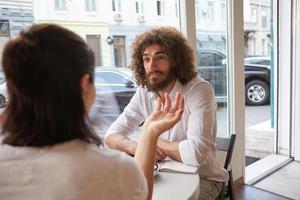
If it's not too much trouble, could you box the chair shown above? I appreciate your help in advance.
[217,134,236,200]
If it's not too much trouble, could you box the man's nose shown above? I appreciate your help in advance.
[148,57,157,69]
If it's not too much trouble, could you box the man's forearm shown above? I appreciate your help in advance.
[157,139,182,162]
[105,134,137,155]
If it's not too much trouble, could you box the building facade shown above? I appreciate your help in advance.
[33,0,111,66]
[244,0,271,56]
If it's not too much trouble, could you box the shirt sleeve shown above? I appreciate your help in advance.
[105,88,146,139]
[118,153,148,200]
[179,81,217,166]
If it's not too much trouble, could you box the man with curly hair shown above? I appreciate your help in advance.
[105,27,228,200]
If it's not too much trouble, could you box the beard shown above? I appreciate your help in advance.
[146,69,175,92]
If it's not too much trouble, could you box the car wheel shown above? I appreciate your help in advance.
[0,94,6,108]
[245,80,269,106]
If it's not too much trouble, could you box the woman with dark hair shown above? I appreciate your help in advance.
[0,24,184,200]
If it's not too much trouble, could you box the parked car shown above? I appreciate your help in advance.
[244,57,270,106]
[94,67,136,112]
[197,49,227,102]
[197,49,271,106]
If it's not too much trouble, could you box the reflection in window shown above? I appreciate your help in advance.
[54,0,66,10]
[85,0,96,11]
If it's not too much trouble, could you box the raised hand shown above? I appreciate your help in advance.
[143,92,184,138]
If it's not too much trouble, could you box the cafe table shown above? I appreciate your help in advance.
[129,131,200,200]
[152,171,199,200]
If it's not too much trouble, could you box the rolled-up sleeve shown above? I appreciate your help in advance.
[105,88,146,139]
[179,81,217,167]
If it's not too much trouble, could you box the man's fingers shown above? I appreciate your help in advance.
[155,153,163,161]
[171,92,179,112]
[178,95,184,110]
[157,147,167,158]
[156,97,163,111]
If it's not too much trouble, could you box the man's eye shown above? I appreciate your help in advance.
[156,54,167,60]
[143,57,150,62]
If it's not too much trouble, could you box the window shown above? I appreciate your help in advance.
[112,0,121,12]
[261,38,265,55]
[113,36,126,67]
[0,20,9,35]
[196,0,229,137]
[251,7,257,23]
[54,0,66,10]
[244,58,270,65]
[157,0,165,16]
[221,3,226,23]
[207,1,214,21]
[252,38,256,54]
[135,0,144,15]
[85,0,96,11]
[196,0,200,22]
[112,0,116,11]
[175,0,179,18]
[261,9,267,27]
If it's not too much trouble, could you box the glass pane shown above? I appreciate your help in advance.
[195,0,229,138]
[244,0,273,167]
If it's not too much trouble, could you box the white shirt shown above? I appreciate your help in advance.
[0,140,147,200]
[106,76,228,182]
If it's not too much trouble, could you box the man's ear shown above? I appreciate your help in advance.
[80,74,90,95]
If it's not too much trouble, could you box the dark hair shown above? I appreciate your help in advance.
[1,24,101,147]
[131,27,197,87]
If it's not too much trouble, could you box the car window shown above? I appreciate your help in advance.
[198,51,224,66]
[245,58,270,65]
[95,72,124,84]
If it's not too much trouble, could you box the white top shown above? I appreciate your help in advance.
[106,76,228,182]
[0,139,147,200]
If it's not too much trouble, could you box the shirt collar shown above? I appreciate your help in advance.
[149,79,183,100]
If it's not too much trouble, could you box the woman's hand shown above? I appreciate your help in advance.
[143,92,184,138]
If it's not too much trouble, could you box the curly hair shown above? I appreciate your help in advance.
[131,27,197,87]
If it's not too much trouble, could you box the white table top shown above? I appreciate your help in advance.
[153,171,200,200]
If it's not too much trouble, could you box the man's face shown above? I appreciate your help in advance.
[142,44,175,91]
